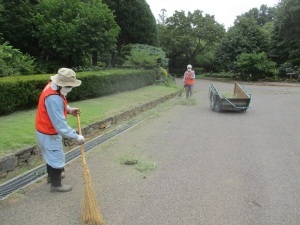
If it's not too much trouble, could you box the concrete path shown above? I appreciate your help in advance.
[1,79,300,225]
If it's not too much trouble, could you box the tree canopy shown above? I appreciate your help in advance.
[235,4,276,26]
[103,0,157,46]
[0,0,38,56]
[0,0,300,79]
[158,10,225,69]
[215,17,269,71]
[32,0,120,69]
[271,0,300,65]
[102,0,158,66]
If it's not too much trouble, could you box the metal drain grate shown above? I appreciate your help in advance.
[0,117,141,200]
[0,97,178,200]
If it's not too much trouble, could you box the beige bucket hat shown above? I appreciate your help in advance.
[51,68,82,87]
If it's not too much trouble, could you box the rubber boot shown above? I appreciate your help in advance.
[47,164,51,183]
[47,165,65,183]
[50,167,72,192]
[61,167,65,179]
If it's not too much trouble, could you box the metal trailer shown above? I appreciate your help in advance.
[209,82,252,112]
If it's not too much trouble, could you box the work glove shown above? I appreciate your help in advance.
[76,135,85,145]
[69,108,81,117]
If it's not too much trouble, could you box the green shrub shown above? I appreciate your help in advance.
[236,52,277,81]
[160,67,168,77]
[0,42,36,77]
[123,44,169,68]
[193,67,205,74]
[0,69,156,115]
[203,71,237,79]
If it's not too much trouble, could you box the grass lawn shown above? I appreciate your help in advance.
[0,85,179,157]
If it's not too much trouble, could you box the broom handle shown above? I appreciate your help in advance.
[76,112,87,164]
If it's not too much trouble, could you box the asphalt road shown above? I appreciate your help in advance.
[1,79,300,225]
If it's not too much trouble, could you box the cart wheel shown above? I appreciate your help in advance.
[214,100,221,112]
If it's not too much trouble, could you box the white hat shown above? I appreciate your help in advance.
[51,68,81,87]
[187,64,192,69]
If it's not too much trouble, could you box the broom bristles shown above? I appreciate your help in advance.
[77,113,105,225]
[81,153,105,225]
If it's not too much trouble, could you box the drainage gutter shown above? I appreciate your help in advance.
[0,96,179,200]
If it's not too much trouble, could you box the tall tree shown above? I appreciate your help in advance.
[215,17,269,71]
[102,0,158,66]
[0,0,39,56]
[236,4,277,26]
[158,8,168,25]
[32,0,120,69]
[158,10,225,70]
[270,0,300,65]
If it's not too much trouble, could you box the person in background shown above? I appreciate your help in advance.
[35,68,85,192]
[183,64,195,99]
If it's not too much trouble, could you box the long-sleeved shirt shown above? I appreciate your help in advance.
[45,94,78,139]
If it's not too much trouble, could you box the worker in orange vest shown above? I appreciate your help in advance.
[35,68,85,192]
[183,64,195,99]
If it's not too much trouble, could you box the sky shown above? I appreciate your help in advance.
[146,0,280,29]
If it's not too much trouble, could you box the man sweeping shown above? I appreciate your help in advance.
[183,64,196,99]
[35,68,85,192]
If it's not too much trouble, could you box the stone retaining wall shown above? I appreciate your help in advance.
[0,92,178,179]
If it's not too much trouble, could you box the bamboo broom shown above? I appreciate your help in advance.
[76,113,105,225]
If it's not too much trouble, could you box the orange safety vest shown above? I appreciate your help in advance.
[35,82,67,135]
[184,71,195,85]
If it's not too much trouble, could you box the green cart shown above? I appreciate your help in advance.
[209,83,252,112]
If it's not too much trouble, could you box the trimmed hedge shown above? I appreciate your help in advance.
[0,69,156,115]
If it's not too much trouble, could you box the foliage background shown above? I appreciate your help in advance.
[0,0,299,79]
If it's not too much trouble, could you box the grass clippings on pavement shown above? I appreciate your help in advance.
[120,153,156,172]
[177,97,197,106]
